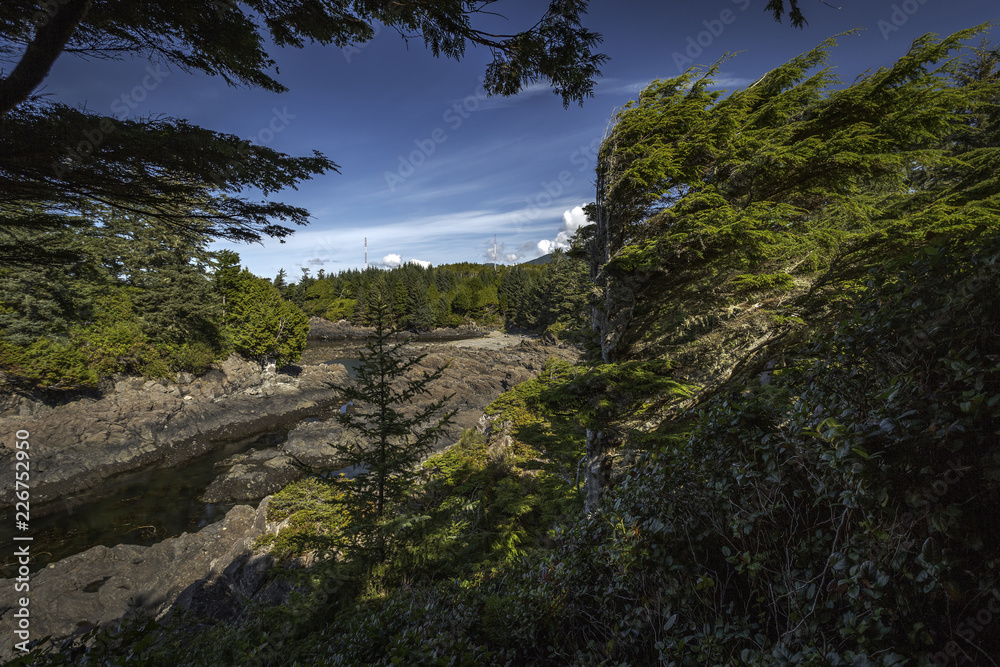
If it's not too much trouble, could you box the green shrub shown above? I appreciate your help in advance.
[81,321,170,378]
[227,270,309,365]
[166,341,218,375]
[0,336,97,389]
[323,297,356,322]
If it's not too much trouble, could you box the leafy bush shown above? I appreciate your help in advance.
[227,269,309,365]
[0,336,97,389]
[80,321,171,378]
[165,341,219,375]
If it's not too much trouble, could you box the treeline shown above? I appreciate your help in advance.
[277,251,590,337]
[0,210,306,391]
[0,209,592,392]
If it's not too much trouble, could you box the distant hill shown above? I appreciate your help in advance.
[521,254,552,266]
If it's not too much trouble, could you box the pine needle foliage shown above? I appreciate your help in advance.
[331,293,456,560]
[590,25,1000,369]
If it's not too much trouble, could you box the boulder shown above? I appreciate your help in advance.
[200,450,305,503]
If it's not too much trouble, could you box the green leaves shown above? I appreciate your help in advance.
[330,293,455,561]
[226,269,308,366]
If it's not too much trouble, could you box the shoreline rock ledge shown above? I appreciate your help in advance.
[0,355,350,513]
[0,497,294,661]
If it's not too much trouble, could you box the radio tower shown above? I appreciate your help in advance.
[494,234,498,271]
[364,237,368,270]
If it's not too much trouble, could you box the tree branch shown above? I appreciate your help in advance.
[0,0,93,116]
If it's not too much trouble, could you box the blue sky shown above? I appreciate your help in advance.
[39,1,998,280]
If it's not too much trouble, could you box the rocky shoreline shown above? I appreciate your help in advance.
[0,333,579,657]
[0,498,295,661]
[0,355,350,515]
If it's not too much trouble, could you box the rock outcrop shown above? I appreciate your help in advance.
[0,498,292,661]
[0,356,349,513]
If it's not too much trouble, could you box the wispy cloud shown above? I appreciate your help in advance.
[598,73,755,101]
[597,78,655,98]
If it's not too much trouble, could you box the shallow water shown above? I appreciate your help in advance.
[0,428,287,577]
[0,337,469,575]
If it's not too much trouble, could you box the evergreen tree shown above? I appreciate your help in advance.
[273,268,288,291]
[583,26,1000,510]
[406,282,436,331]
[213,249,242,322]
[0,257,91,346]
[332,295,455,559]
[535,250,590,338]
[391,277,409,325]
[226,269,309,365]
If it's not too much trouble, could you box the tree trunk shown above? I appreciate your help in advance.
[584,157,630,512]
[584,428,613,514]
[1,0,93,115]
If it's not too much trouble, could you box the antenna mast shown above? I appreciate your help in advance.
[494,234,498,271]
[364,237,368,270]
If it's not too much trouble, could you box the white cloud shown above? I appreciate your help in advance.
[408,259,432,268]
[379,253,403,268]
[537,239,559,255]
[534,204,593,256]
[562,205,590,233]
[597,78,655,97]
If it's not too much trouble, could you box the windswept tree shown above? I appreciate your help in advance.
[584,26,1000,509]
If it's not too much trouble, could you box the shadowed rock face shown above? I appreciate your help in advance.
[0,355,350,514]
[0,499,295,661]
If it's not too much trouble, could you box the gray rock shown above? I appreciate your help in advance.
[0,360,350,513]
[0,499,286,661]
[282,419,348,469]
[200,450,304,503]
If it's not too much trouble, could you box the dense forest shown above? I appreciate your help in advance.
[0,227,590,392]
[0,219,308,390]
[18,26,1000,666]
[282,252,589,335]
